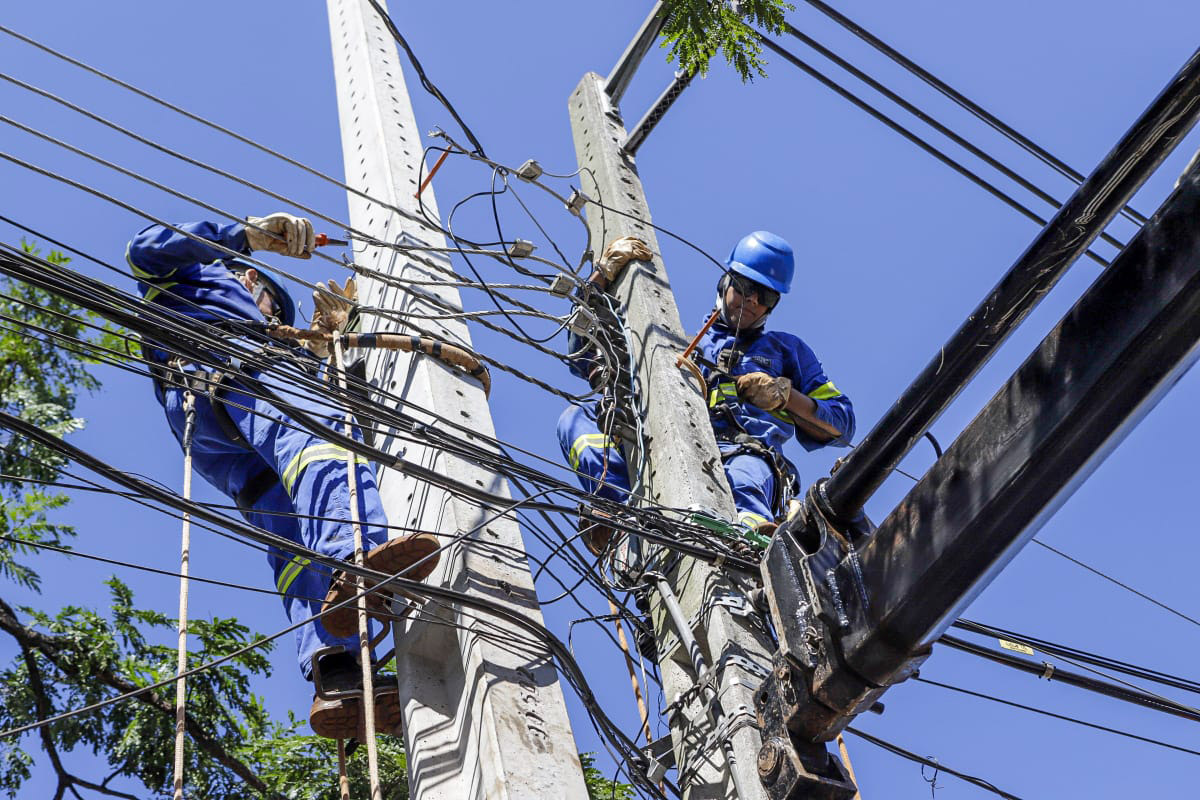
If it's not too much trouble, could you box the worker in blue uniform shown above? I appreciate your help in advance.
[127,213,440,739]
[558,231,854,552]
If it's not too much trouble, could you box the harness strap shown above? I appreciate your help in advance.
[206,370,255,452]
[235,466,280,510]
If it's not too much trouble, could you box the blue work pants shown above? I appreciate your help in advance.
[160,364,389,678]
[556,405,776,529]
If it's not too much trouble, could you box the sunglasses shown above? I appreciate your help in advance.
[728,273,780,309]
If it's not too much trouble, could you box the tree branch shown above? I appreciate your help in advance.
[0,595,281,799]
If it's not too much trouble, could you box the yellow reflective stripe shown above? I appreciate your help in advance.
[281,444,368,495]
[807,381,842,401]
[767,407,795,424]
[738,511,770,529]
[143,282,178,303]
[125,242,178,282]
[276,555,312,594]
[708,381,738,408]
[568,432,617,470]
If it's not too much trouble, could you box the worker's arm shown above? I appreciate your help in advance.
[126,220,248,281]
[782,333,856,449]
[784,388,844,443]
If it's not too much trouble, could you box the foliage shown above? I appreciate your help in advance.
[0,580,278,798]
[660,0,793,81]
[582,751,635,800]
[242,722,409,800]
[0,242,124,490]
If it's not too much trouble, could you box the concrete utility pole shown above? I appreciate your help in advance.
[569,71,774,800]
[326,1,587,796]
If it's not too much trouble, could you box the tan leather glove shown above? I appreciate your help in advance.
[596,236,652,281]
[312,277,357,335]
[245,212,315,258]
[735,372,792,412]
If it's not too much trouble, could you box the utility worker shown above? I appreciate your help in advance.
[127,213,439,740]
[557,231,854,552]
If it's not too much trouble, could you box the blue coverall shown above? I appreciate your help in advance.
[127,220,389,677]
[558,316,854,529]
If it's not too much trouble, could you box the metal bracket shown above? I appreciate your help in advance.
[643,734,676,784]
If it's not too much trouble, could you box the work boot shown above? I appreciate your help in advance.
[580,509,617,557]
[309,654,405,739]
[321,534,441,638]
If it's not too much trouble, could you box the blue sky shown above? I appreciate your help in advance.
[3,1,1200,796]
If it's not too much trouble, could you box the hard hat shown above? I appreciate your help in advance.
[725,231,794,295]
[231,261,296,327]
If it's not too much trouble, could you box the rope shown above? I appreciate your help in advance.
[608,599,653,748]
[171,390,196,800]
[333,335,383,799]
[337,738,351,800]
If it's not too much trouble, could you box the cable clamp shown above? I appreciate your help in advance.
[567,306,598,337]
[516,159,543,180]
[1040,662,1056,680]
[549,274,574,297]
[507,239,536,258]
[566,189,587,216]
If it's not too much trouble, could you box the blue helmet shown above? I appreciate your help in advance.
[725,231,794,295]
[231,261,297,327]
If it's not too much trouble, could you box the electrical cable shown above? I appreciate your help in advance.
[1030,538,1200,629]
[845,727,1024,799]
[915,676,1200,757]
[799,0,1150,228]
[756,33,1115,268]
[953,619,1200,697]
[0,23,449,239]
[363,0,487,158]
[778,22,1129,255]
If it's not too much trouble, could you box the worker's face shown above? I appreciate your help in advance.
[238,268,281,318]
[722,277,773,330]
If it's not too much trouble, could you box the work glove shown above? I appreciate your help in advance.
[312,277,357,335]
[305,277,357,360]
[244,212,316,258]
[735,372,792,412]
[596,236,652,282]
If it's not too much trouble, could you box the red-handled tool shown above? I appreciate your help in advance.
[315,233,348,247]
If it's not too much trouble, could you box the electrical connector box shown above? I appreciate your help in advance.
[567,306,597,337]
[549,274,574,297]
[565,189,586,216]
[516,159,543,180]
[507,239,536,258]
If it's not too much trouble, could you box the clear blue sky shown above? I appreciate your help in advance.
[3,1,1200,796]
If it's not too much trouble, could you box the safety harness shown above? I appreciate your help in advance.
[145,333,317,513]
[704,339,800,520]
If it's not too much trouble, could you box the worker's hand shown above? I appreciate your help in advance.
[302,334,332,360]
[596,236,652,282]
[312,277,357,335]
[736,372,792,412]
[245,212,316,258]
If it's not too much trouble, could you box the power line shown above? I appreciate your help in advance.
[1030,538,1200,629]
[757,33,1116,267]
[798,0,1150,228]
[915,676,1200,758]
[845,727,1024,799]
[0,23,449,239]
[363,0,487,157]
[777,22,1129,255]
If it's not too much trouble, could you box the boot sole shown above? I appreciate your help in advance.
[320,535,440,638]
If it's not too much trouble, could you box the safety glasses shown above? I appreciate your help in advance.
[729,272,780,309]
